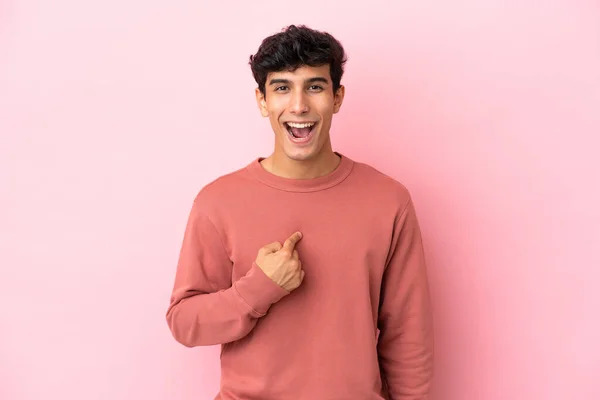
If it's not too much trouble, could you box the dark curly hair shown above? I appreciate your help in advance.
[249,25,348,96]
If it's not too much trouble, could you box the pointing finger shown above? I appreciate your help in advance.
[283,232,302,252]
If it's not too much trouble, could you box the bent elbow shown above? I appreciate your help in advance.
[165,306,200,348]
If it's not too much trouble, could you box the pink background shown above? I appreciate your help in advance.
[1,1,599,399]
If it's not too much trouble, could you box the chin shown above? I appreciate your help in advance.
[284,149,317,162]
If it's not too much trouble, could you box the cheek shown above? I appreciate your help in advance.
[318,106,334,124]
[266,108,277,121]
[316,100,334,116]
[268,113,284,132]
[267,104,284,120]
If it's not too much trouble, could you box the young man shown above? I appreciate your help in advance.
[166,25,434,400]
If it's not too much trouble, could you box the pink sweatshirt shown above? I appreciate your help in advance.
[166,153,434,399]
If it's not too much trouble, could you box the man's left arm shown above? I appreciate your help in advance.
[377,196,434,399]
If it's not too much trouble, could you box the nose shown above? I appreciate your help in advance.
[289,91,309,115]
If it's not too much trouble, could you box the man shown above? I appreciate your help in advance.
[166,25,434,400]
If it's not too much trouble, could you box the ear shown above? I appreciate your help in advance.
[333,85,345,114]
[255,88,269,117]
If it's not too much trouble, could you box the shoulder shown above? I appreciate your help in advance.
[350,159,413,210]
[191,161,254,212]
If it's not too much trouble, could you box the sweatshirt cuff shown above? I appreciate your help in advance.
[233,262,290,317]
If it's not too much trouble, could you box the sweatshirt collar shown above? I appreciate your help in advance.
[246,152,354,193]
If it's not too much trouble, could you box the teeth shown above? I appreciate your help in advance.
[287,122,315,128]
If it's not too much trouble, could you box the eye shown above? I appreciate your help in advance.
[275,86,289,92]
[308,85,324,91]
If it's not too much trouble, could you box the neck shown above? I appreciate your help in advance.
[261,150,341,180]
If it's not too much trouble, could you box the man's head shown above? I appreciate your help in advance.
[249,25,347,163]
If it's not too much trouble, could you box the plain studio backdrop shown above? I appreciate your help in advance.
[1,1,599,399]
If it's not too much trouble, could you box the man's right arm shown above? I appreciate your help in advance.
[165,199,290,347]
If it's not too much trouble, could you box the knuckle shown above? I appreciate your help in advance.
[280,249,291,258]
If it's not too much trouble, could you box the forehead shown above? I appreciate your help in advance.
[267,64,331,82]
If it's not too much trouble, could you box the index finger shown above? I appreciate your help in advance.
[282,231,302,251]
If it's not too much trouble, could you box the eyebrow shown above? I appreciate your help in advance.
[268,77,330,86]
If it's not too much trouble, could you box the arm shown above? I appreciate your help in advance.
[166,199,289,347]
[377,197,434,399]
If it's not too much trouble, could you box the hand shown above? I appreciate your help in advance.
[255,232,305,292]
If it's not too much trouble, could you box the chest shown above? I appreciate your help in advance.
[222,194,396,291]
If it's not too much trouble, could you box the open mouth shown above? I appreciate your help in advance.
[284,121,317,142]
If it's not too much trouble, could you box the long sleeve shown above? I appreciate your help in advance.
[377,197,434,399]
[166,199,289,347]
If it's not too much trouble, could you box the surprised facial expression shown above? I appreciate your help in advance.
[256,64,345,162]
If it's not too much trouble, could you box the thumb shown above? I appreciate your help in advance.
[263,241,283,254]
[283,231,302,252]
